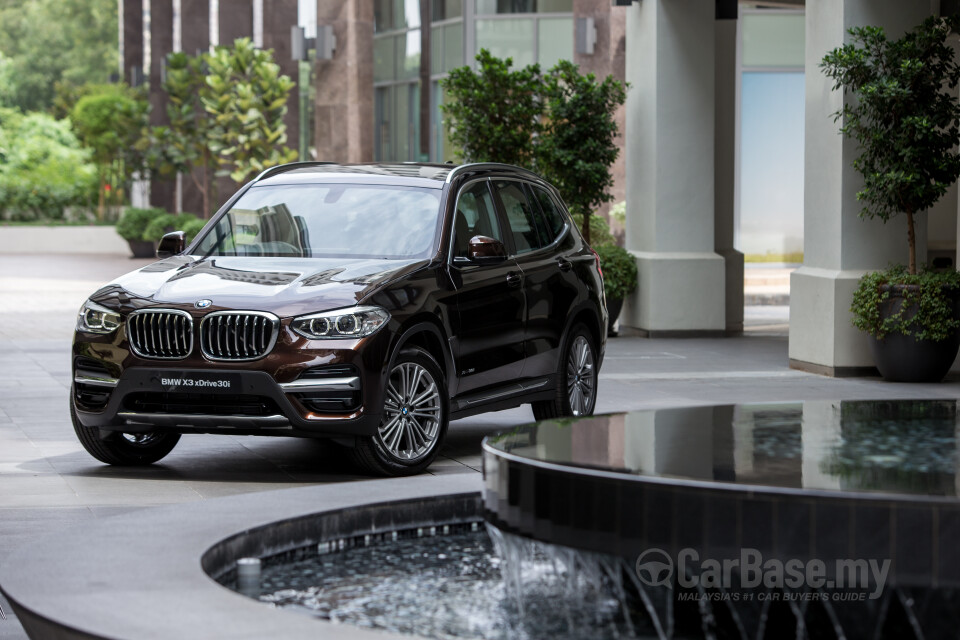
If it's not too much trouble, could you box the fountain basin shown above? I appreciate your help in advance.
[482,400,960,589]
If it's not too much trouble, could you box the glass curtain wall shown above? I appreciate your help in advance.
[374,0,574,162]
[737,10,805,262]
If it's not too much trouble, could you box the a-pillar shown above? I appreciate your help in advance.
[620,0,727,336]
[788,0,930,376]
[314,0,374,163]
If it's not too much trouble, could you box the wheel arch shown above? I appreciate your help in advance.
[390,316,455,391]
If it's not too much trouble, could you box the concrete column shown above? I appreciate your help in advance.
[715,5,743,334]
[314,0,374,163]
[220,0,253,46]
[620,0,726,336]
[262,0,300,158]
[149,0,176,212]
[788,0,931,376]
[121,0,144,86]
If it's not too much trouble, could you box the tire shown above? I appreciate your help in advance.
[70,389,180,466]
[532,323,598,421]
[352,347,449,477]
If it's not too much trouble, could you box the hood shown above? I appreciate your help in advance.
[94,256,428,317]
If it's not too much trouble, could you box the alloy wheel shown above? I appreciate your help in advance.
[379,362,442,461]
[567,335,595,416]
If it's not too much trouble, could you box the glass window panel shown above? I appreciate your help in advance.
[742,13,804,69]
[395,83,410,161]
[443,22,463,71]
[431,26,443,75]
[537,17,572,69]
[395,0,420,29]
[476,0,534,13]
[375,86,392,161]
[453,182,502,258]
[374,36,396,82]
[432,0,462,21]
[402,29,421,79]
[494,180,542,254]
[531,185,566,238]
[537,0,571,12]
[374,0,394,32]
[476,19,535,68]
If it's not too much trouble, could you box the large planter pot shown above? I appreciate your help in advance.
[606,297,623,336]
[868,284,960,382]
[127,240,156,259]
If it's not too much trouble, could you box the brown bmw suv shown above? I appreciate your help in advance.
[72,162,606,476]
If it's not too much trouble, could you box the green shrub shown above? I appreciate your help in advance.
[142,212,200,242]
[182,217,207,243]
[116,207,165,241]
[0,108,97,220]
[572,212,615,248]
[850,265,960,341]
[595,244,637,301]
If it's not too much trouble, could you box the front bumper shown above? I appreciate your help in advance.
[72,320,393,438]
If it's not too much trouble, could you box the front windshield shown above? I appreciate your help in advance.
[194,183,442,259]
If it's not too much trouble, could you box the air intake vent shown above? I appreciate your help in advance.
[128,310,194,360]
[200,311,279,361]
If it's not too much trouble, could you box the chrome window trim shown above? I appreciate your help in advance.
[127,309,195,361]
[199,310,280,362]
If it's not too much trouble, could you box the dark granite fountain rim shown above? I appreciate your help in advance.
[0,474,482,640]
[482,441,960,506]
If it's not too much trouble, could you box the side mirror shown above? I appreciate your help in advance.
[468,235,507,265]
[157,231,186,258]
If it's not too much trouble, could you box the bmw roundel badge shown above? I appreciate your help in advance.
[195,299,212,309]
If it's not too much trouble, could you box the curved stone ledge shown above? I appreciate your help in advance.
[1,475,481,640]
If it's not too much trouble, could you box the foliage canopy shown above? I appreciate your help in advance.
[821,16,960,275]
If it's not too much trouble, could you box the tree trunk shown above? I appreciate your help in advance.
[581,210,591,247]
[906,209,917,275]
[97,168,105,222]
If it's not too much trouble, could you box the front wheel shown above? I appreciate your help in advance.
[352,347,449,476]
[70,390,180,465]
[532,324,598,421]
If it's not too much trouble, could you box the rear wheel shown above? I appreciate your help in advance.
[70,389,180,465]
[532,323,598,421]
[352,347,449,476]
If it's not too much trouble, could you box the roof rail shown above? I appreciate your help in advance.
[252,161,338,183]
[444,162,543,184]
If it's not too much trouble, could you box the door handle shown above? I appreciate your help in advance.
[506,272,522,288]
[557,257,573,272]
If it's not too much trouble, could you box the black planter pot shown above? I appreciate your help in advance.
[868,284,960,383]
[127,240,156,259]
[607,297,623,336]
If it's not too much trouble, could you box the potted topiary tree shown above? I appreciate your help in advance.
[821,16,960,382]
[594,243,638,336]
[116,207,166,258]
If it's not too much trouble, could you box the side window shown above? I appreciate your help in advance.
[530,185,567,240]
[494,180,543,255]
[453,181,501,258]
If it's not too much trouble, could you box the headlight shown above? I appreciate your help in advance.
[77,299,122,334]
[292,306,390,340]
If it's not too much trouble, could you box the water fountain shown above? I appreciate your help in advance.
[5,399,960,639]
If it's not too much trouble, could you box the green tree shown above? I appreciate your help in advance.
[70,85,148,219]
[821,16,960,275]
[203,38,297,185]
[149,52,219,217]
[440,49,543,167]
[0,0,118,113]
[539,60,626,246]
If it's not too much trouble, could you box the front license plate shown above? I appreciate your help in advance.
[152,372,241,393]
